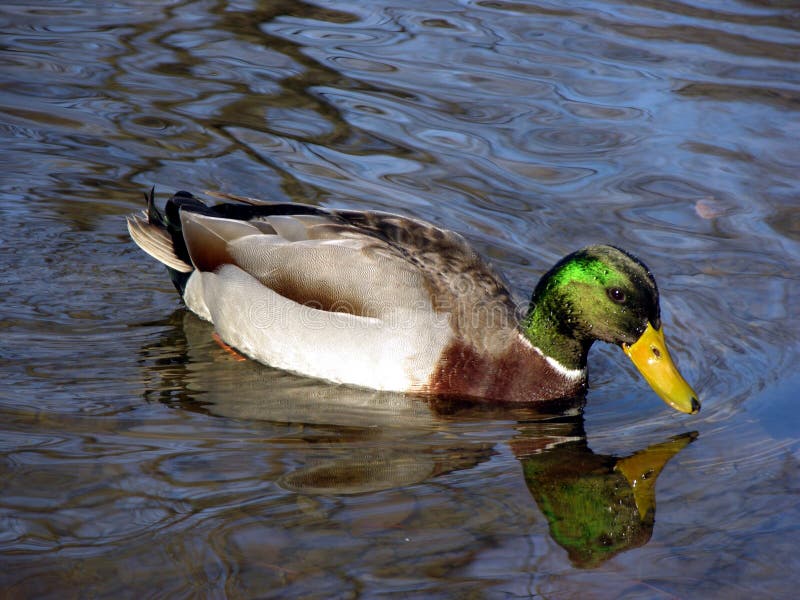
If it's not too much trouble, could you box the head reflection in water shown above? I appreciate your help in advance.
[515,428,697,568]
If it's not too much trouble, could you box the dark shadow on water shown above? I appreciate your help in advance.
[136,309,698,568]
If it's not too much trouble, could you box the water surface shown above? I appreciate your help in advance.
[1,0,799,597]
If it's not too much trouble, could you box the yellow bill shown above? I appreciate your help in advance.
[622,323,700,414]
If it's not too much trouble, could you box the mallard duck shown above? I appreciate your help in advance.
[127,189,699,413]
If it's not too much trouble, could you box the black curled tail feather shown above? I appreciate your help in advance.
[144,186,165,227]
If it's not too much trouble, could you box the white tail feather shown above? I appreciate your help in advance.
[126,214,193,273]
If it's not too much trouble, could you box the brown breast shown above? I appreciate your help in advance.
[424,334,586,404]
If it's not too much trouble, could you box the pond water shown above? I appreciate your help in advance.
[1,0,799,597]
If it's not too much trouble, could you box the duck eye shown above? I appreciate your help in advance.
[607,287,626,304]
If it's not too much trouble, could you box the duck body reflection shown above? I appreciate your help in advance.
[139,311,697,568]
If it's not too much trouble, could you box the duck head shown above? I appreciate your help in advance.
[524,245,699,414]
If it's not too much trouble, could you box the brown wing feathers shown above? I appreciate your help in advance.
[132,191,517,337]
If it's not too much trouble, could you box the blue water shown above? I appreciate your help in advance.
[1,0,798,597]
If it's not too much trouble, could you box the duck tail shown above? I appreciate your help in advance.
[127,188,207,294]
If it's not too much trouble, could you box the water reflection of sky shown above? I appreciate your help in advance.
[1,0,799,597]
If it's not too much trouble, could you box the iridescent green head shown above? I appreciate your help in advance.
[524,245,699,414]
